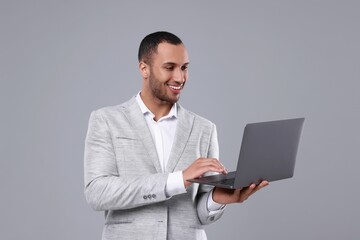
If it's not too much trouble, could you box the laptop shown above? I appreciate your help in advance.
[188,118,305,189]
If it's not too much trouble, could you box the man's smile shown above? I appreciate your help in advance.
[167,83,184,91]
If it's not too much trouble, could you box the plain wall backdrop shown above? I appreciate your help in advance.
[1,1,359,239]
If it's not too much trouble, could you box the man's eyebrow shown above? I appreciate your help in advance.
[162,62,190,66]
[162,62,176,66]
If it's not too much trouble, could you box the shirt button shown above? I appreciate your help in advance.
[210,216,215,221]
[152,194,156,199]
[143,195,147,200]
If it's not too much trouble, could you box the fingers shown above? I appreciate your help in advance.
[190,158,227,177]
[219,161,228,175]
[258,180,269,189]
[237,185,254,203]
[183,158,227,187]
[196,158,228,174]
[238,181,269,203]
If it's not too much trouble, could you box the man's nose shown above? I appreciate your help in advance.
[173,67,184,83]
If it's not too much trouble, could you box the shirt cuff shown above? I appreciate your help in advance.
[207,189,226,212]
[165,171,187,197]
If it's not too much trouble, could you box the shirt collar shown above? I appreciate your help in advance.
[135,91,177,120]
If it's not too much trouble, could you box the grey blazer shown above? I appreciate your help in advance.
[84,97,225,240]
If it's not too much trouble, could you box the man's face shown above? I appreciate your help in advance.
[145,42,189,104]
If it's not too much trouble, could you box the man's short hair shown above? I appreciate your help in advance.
[138,31,183,64]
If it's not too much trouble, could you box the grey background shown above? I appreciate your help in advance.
[1,0,359,239]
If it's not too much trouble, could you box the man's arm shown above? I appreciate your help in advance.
[182,124,228,225]
[84,110,169,211]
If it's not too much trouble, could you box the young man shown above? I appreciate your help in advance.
[84,31,268,240]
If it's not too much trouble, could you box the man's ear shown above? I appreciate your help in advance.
[139,61,149,79]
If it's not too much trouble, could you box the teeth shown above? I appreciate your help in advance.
[168,84,183,90]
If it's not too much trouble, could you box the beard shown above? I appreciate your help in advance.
[148,71,182,104]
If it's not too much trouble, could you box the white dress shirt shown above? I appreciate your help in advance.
[136,92,224,212]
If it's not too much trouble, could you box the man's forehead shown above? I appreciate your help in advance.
[153,42,189,64]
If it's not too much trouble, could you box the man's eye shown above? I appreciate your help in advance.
[164,66,174,70]
[181,66,188,71]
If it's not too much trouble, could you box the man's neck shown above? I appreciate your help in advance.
[140,92,173,121]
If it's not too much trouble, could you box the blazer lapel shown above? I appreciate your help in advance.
[121,98,162,173]
[166,104,194,173]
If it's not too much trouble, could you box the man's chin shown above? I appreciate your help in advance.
[170,95,181,104]
[161,95,180,105]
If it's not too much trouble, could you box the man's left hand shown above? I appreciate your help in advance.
[212,181,269,204]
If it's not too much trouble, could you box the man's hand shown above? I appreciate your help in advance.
[182,158,227,187]
[212,181,269,204]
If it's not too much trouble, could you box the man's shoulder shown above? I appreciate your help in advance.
[178,104,215,128]
[90,97,137,119]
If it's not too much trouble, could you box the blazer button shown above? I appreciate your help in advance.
[148,194,152,199]
[143,195,147,200]
[209,216,215,221]
[152,194,156,199]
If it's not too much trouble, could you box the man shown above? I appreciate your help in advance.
[84,31,268,240]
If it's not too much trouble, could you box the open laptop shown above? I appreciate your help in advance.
[188,118,305,189]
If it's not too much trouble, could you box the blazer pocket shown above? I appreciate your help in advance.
[115,135,139,141]
[113,137,148,174]
[105,220,133,225]
[114,135,141,148]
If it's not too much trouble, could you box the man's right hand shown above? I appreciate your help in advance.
[182,158,228,187]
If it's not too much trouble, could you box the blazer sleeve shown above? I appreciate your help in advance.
[84,110,169,211]
[196,124,226,225]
